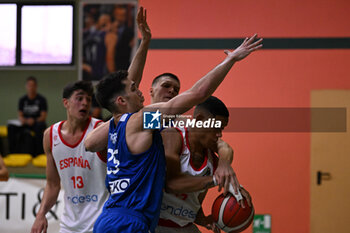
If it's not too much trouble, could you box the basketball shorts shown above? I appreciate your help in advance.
[93,208,150,233]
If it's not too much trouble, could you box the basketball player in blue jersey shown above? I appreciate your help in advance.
[91,20,262,232]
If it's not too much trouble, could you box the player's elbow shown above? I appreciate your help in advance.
[84,135,97,152]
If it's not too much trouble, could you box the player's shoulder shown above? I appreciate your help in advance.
[91,117,104,127]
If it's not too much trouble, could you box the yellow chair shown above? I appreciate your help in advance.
[0,125,7,137]
[3,153,32,167]
[32,154,47,168]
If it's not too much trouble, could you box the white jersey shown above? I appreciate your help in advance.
[159,127,218,227]
[50,117,108,233]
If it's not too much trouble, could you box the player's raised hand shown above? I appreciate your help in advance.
[137,6,151,41]
[224,34,263,62]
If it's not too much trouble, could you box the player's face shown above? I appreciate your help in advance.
[200,115,228,150]
[123,79,144,112]
[150,76,180,103]
[64,90,92,120]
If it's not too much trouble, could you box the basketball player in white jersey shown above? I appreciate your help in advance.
[30,81,108,233]
[156,96,252,233]
[31,7,151,233]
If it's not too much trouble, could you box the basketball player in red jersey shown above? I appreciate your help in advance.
[156,96,252,233]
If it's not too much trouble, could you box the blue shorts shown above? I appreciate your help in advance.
[93,207,150,233]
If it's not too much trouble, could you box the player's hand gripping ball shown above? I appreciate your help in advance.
[212,188,254,233]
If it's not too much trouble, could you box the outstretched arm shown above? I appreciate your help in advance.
[162,128,216,193]
[149,34,263,115]
[31,128,61,233]
[128,6,151,87]
[126,35,262,155]
[85,7,151,152]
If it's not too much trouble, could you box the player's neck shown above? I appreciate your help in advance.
[64,116,90,135]
[113,113,125,125]
[187,128,206,155]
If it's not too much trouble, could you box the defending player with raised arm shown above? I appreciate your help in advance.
[157,96,252,233]
[92,31,262,233]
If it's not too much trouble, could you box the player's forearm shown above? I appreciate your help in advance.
[190,57,237,101]
[165,175,215,193]
[128,38,150,87]
[36,183,60,217]
[217,142,233,164]
[159,57,238,116]
[85,121,109,152]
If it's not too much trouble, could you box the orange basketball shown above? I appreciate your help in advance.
[212,193,254,233]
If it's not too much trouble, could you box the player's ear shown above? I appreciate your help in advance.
[116,96,126,106]
[62,98,69,108]
[149,87,154,97]
[194,112,206,121]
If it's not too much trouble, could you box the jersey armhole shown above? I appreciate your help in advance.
[96,151,107,163]
[93,120,104,129]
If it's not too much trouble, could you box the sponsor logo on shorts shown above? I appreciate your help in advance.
[109,178,130,194]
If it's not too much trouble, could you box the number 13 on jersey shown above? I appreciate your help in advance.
[71,176,84,188]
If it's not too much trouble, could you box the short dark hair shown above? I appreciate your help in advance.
[95,70,128,113]
[194,96,229,118]
[62,80,94,99]
[151,73,180,87]
[26,76,37,84]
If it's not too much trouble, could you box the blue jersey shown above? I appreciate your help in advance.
[103,113,166,232]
